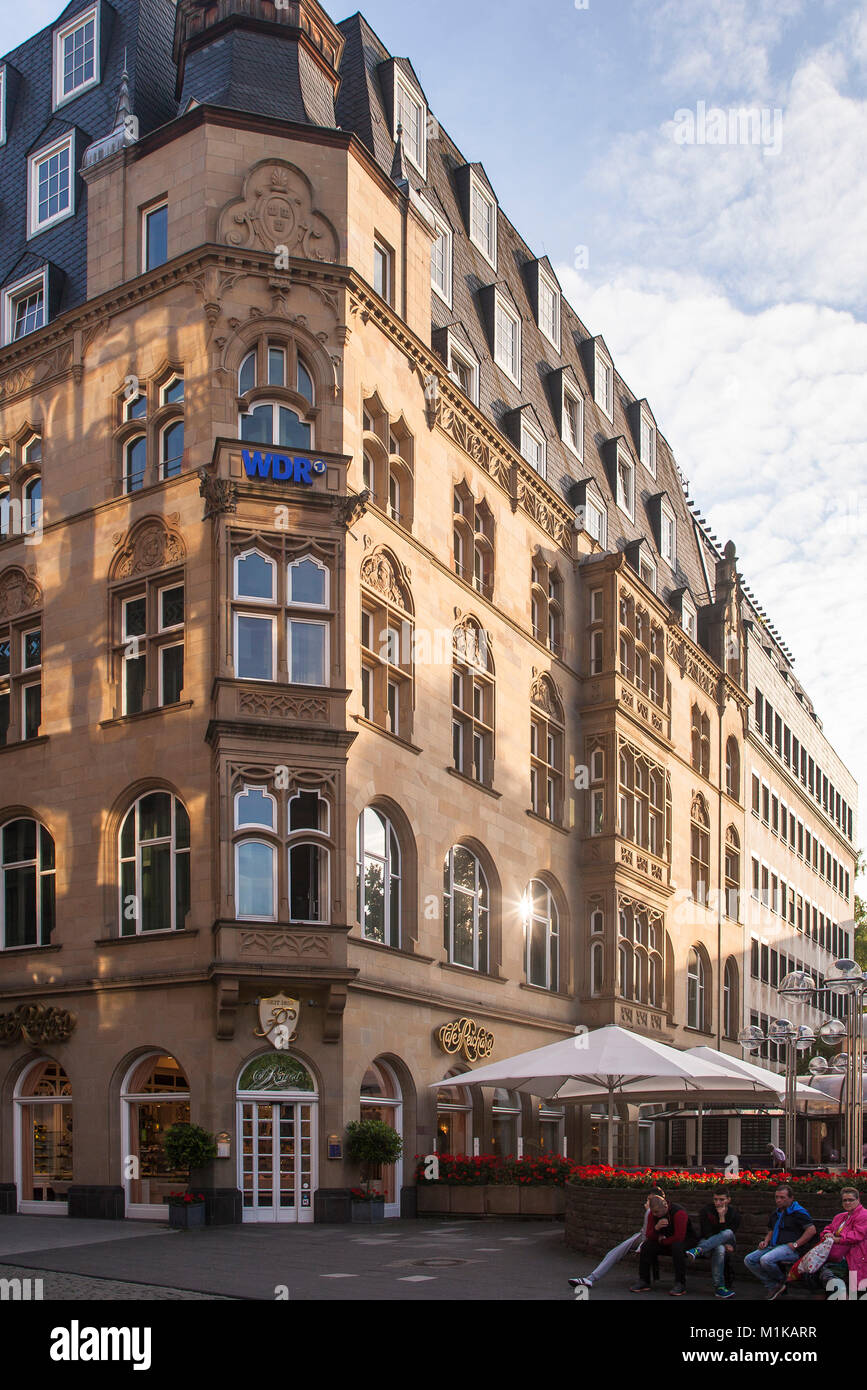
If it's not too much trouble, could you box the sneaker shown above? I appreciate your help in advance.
[686,1246,703,1261]
[669,1283,686,1297]
[568,1277,593,1289]
[629,1283,652,1293]
[767,1283,788,1301]
[715,1286,736,1299]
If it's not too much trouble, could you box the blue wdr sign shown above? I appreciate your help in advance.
[242,450,328,484]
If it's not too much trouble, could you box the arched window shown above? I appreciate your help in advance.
[618,739,669,859]
[618,941,633,999]
[360,548,414,738]
[453,483,493,598]
[124,435,147,493]
[24,477,42,529]
[119,792,190,935]
[232,541,333,687]
[122,1054,190,1214]
[15,1059,72,1212]
[238,339,317,448]
[723,958,739,1040]
[725,736,740,800]
[1,817,55,948]
[452,619,494,787]
[724,825,740,921]
[691,704,711,778]
[690,793,710,905]
[530,556,562,654]
[591,940,604,995]
[523,879,559,991]
[530,675,564,824]
[288,789,330,923]
[117,372,185,493]
[356,807,401,948]
[687,946,707,1030]
[234,785,278,921]
[361,397,413,528]
[443,845,489,972]
[160,420,184,480]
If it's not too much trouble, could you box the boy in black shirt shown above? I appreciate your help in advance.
[686,1189,741,1298]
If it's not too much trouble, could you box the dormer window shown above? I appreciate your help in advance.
[585,496,607,546]
[494,293,521,385]
[520,417,546,478]
[640,411,657,477]
[595,348,614,421]
[3,269,47,344]
[395,72,426,177]
[562,381,584,460]
[537,268,561,352]
[28,134,75,237]
[469,173,497,269]
[53,4,100,109]
[447,338,480,406]
[616,450,635,520]
[430,209,453,306]
[0,68,7,147]
[639,554,657,594]
[660,498,676,568]
[682,593,698,642]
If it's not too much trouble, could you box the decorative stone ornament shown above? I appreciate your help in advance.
[218,161,340,263]
[0,1002,76,1046]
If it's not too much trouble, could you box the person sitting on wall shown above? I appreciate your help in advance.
[630,1193,697,1296]
[567,1187,666,1292]
[807,1187,867,1296]
[685,1189,741,1299]
[744,1183,817,1300]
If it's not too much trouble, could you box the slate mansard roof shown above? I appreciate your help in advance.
[0,0,177,317]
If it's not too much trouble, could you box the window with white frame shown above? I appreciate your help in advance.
[616,451,635,520]
[520,418,546,477]
[584,496,607,547]
[640,412,656,476]
[0,67,7,147]
[562,382,583,459]
[524,880,559,991]
[3,269,47,344]
[53,5,99,108]
[119,792,190,935]
[232,545,331,688]
[142,202,168,272]
[595,349,613,420]
[443,844,489,972]
[373,238,393,304]
[469,174,497,268]
[681,594,697,642]
[660,500,676,568]
[395,73,426,176]
[28,134,74,237]
[538,269,560,351]
[447,338,479,405]
[430,210,452,305]
[494,295,520,385]
[639,553,657,594]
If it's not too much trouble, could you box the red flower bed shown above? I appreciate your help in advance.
[415,1157,865,1192]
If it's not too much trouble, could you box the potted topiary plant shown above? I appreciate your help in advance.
[345,1119,403,1222]
[163,1123,217,1228]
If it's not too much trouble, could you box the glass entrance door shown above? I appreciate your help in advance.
[239,1101,315,1223]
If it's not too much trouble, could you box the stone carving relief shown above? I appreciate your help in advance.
[239,931,330,960]
[237,690,329,722]
[360,545,412,611]
[0,567,41,619]
[530,669,564,720]
[111,517,185,579]
[218,161,340,263]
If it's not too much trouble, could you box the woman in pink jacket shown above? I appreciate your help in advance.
[815,1188,867,1292]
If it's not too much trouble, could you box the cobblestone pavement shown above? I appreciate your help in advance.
[0,1215,782,1301]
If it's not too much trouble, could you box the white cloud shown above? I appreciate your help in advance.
[641,0,805,97]
[557,264,867,812]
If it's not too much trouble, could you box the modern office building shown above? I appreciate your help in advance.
[0,0,858,1218]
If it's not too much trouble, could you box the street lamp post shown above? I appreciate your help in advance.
[738,1018,814,1165]
[775,959,867,1171]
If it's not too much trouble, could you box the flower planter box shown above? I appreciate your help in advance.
[485,1185,520,1216]
[449,1187,486,1215]
[416,1185,452,1215]
[351,1199,385,1223]
[519,1186,566,1218]
[169,1202,206,1229]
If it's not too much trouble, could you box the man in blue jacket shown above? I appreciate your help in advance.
[744,1184,817,1299]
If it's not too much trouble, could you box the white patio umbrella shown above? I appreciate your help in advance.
[434,1024,777,1166]
[687,1046,839,1110]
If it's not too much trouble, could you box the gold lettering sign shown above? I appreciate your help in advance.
[0,1003,76,1046]
[438,1017,494,1062]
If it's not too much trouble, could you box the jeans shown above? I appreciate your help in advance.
[640,1239,688,1286]
[584,1231,644,1285]
[694,1229,736,1288]
[745,1243,796,1288]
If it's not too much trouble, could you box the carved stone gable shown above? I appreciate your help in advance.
[360,546,412,612]
[530,668,564,721]
[219,161,340,263]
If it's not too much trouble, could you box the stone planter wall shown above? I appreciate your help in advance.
[416,1185,566,1219]
[565,1184,846,1255]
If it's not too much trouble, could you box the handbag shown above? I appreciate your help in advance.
[793,1235,835,1278]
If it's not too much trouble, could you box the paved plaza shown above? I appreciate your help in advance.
[0,1215,789,1302]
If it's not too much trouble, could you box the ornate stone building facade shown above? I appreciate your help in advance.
[0,0,857,1216]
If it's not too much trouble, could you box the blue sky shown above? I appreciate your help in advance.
[2,0,865,861]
